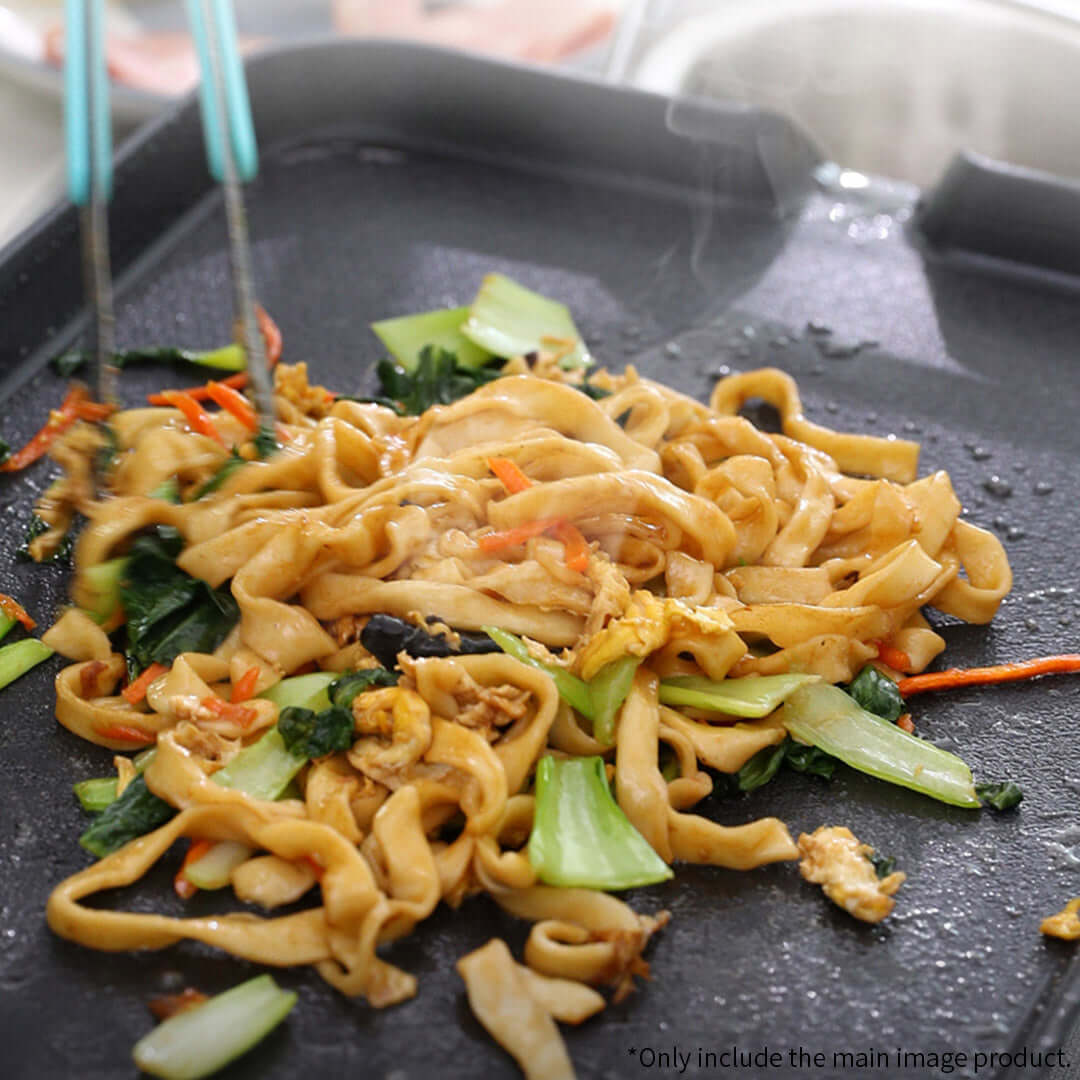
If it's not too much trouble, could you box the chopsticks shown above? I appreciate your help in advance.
[185,0,276,454]
[64,0,276,454]
[63,0,117,409]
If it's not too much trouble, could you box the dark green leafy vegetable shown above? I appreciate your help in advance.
[328,667,398,709]
[782,742,837,779]
[278,705,355,759]
[120,528,240,670]
[79,775,175,857]
[375,346,502,415]
[252,427,279,461]
[721,738,838,795]
[360,613,499,669]
[847,664,903,722]
[193,448,246,499]
[735,742,788,792]
[19,513,75,564]
[52,343,246,378]
[866,850,897,879]
[975,780,1024,811]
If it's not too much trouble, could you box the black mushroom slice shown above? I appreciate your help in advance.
[360,614,501,669]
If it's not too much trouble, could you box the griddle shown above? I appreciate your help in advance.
[1,40,1080,1080]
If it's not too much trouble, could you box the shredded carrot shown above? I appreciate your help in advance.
[255,304,283,365]
[148,988,209,1020]
[148,989,208,1020]
[205,380,257,431]
[487,456,534,494]
[553,521,590,572]
[95,723,156,746]
[231,665,260,704]
[148,372,247,406]
[145,304,282,405]
[896,712,914,733]
[1,385,93,472]
[899,654,1080,697]
[174,839,214,899]
[478,517,566,553]
[74,399,116,422]
[874,640,913,673]
[159,390,225,445]
[0,593,35,631]
[200,696,258,729]
[121,662,168,705]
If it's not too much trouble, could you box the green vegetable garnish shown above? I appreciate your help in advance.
[375,346,502,416]
[0,638,53,691]
[866,850,897,879]
[528,755,672,890]
[463,273,591,370]
[975,780,1024,811]
[193,448,246,499]
[734,742,788,793]
[727,738,837,794]
[53,343,247,379]
[372,305,492,371]
[20,513,74,564]
[484,625,594,718]
[658,673,821,718]
[278,705,355,759]
[259,671,340,712]
[73,777,119,813]
[847,664,904,722]
[132,974,297,1080]
[589,656,640,747]
[120,528,239,670]
[780,683,980,808]
[79,775,175,858]
[211,728,305,802]
[181,840,254,891]
[327,667,398,708]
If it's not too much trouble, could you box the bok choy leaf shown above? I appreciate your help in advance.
[780,683,980,808]
[528,755,672,890]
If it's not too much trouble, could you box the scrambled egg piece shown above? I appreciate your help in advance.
[1041,899,1080,940]
[577,590,743,681]
[798,825,905,924]
[274,362,335,421]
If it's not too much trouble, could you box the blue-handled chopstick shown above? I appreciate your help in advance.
[63,0,118,408]
[185,0,275,453]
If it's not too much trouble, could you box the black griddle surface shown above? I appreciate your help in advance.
[1,41,1079,1080]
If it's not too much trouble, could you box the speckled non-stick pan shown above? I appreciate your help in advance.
[2,41,1079,1080]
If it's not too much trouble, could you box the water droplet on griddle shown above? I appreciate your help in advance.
[825,401,839,413]
[1024,618,1040,631]
[970,446,991,461]
[664,341,681,357]
[807,319,831,335]
[1006,525,1026,541]
[1033,481,1054,496]
[983,475,1012,498]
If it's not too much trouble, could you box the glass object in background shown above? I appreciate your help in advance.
[619,0,1080,187]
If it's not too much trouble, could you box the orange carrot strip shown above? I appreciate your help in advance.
[74,399,115,422]
[159,390,225,445]
[0,593,36,631]
[1,385,90,472]
[148,372,248,406]
[148,989,209,1020]
[896,713,914,734]
[231,665,260,704]
[200,696,258,729]
[95,723,156,746]
[874,640,913,674]
[145,306,280,405]
[255,304,283,366]
[174,839,214,899]
[487,456,533,494]
[205,380,257,432]
[478,517,566,553]
[553,521,590,572]
[899,655,1080,697]
[121,662,169,705]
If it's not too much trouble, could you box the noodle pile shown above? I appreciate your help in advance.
[40,356,1011,1074]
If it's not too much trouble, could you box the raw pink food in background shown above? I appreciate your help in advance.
[42,1,616,95]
